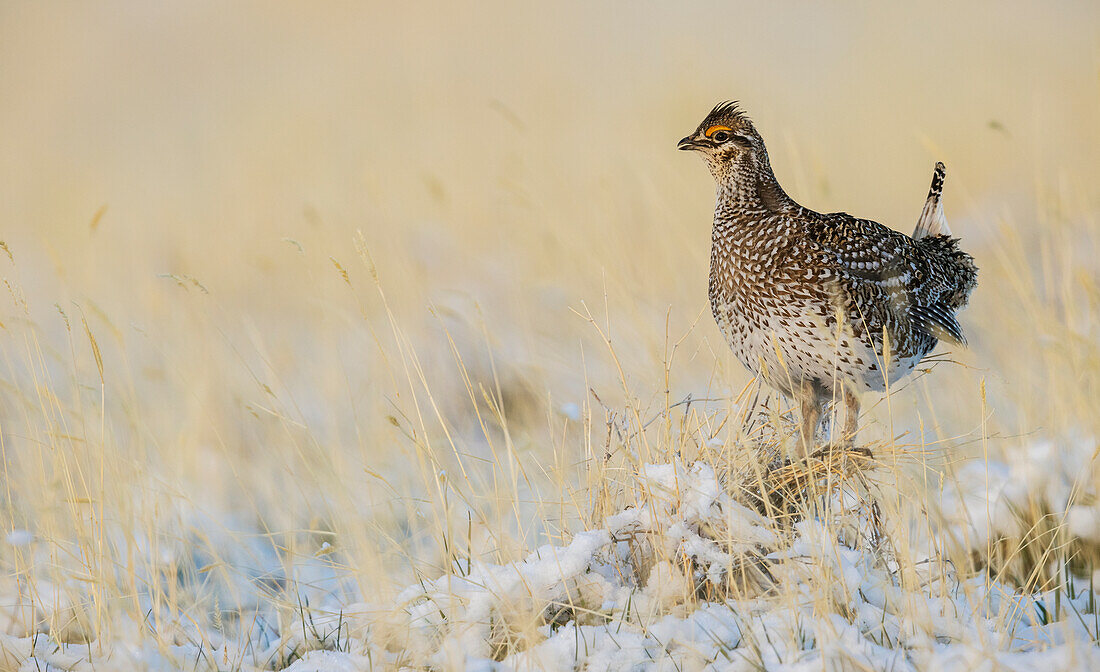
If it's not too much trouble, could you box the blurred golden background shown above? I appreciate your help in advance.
[0,0,1097,649]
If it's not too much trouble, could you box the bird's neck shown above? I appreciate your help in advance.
[713,156,797,218]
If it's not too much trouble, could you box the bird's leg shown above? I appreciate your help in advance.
[842,386,861,445]
[797,381,823,460]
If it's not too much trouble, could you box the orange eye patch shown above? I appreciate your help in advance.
[704,125,733,137]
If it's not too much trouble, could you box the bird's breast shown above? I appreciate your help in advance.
[709,220,797,310]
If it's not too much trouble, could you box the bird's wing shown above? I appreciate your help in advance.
[806,213,966,346]
[808,214,911,278]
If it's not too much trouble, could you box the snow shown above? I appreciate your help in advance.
[0,445,1096,670]
[5,530,33,546]
[367,453,1099,670]
[280,651,374,672]
[560,402,582,421]
[1068,505,1100,542]
[937,437,1099,548]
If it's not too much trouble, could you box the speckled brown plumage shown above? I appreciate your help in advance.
[679,102,978,451]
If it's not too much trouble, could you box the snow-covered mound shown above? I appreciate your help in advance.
[360,456,1100,670]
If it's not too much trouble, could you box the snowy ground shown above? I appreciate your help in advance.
[4,438,1097,671]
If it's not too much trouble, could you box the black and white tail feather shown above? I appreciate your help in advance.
[910,162,967,347]
[913,162,950,239]
[911,302,966,347]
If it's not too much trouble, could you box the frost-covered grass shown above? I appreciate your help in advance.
[1,3,1099,670]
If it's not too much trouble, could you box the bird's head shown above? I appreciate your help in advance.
[678,101,766,180]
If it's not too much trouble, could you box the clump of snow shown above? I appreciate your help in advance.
[937,437,1099,551]
[393,529,612,665]
[1068,505,1100,543]
[280,650,374,671]
[559,402,581,421]
[5,529,33,546]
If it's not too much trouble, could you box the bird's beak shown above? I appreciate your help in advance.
[678,136,702,151]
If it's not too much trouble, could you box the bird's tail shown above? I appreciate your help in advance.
[913,161,951,239]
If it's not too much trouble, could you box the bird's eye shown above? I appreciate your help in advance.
[711,131,730,143]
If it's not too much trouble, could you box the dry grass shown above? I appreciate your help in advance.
[0,2,1098,669]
